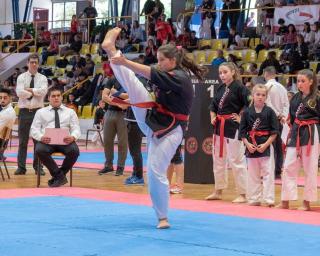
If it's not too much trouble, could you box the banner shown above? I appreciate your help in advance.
[274,4,320,30]
[184,65,221,184]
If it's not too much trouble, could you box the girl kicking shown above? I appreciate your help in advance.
[206,62,250,203]
[239,84,278,206]
[278,69,320,211]
[101,28,206,228]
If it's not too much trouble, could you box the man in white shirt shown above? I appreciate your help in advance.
[263,66,289,178]
[15,54,48,176]
[31,86,80,187]
[0,88,17,159]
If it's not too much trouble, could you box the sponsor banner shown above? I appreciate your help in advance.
[184,65,220,184]
[274,5,320,31]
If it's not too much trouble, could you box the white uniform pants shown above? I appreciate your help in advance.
[212,133,247,195]
[281,125,320,202]
[247,146,275,204]
[110,52,182,219]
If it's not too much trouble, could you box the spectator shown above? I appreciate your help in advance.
[84,53,95,76]
[70,15,79,43]
[130,20,144,43]
[255,25,274,54]
[140,0,156,23]
[41,34,59,65]
[167,18,177,41]
[200,12,213,39]
[301,22,315,45]
[37,26,51,47]
[258,51,282,75]
[312,21,320,60]
[155,14,173,46]
[115,31,129,52]
[61,34,83,57]
[144,39,158,65]
[82,0,97,43]
[294,34,309,66]
[177,28,191,50]
[282,24,297,49]
[211,49,226,66]
[151,0,165,21]
[227,27,244,50]
[186,30,199,52]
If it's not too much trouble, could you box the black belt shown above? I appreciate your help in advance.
[20,108,41,112]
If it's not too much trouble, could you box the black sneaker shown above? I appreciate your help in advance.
[98,166,114,175]
[14,169,26,175]
[49,176,68,187]
[48,177,55,186]
[115,167,124,176]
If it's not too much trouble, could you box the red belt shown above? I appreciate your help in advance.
[294,118,319,157]
[248,130,270,146]
[214,114,234,158]
[111,97,189,136]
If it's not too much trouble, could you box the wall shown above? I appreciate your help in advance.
[0,0,52,37]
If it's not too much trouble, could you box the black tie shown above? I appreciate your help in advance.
[53,108,60,128]
[30,75,35,88]
[0,106,2,112]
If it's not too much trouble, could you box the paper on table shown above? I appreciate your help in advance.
[281,123,290,144]
[44,128,70,145]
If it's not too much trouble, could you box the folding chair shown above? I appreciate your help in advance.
[0,127,12,181]
[37,152,73,187]
[86,125,103,149]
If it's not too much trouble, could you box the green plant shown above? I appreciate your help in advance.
[92,19,112,43]
[14,23,35,39]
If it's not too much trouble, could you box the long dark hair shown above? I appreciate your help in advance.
[297,69,319,106]
[157,44,207,80]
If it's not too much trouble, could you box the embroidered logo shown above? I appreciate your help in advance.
[218,88,230,110]
[186,137,198,154]
[295,103,304,117]
[252,118,261,130]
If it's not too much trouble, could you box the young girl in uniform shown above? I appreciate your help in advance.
[278,69,320,211]
[239,84,279,206]
[206,62,250,203]
[101,28,206,228]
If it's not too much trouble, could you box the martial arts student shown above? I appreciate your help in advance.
[101,27,206,228]
[278,69,320,211]
[239,84,278,206]
[206,62,250,203]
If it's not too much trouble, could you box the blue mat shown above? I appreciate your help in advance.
[6,151,149,166]
[1,196,320,256]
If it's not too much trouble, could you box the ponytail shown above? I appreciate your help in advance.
[157,44,208,80]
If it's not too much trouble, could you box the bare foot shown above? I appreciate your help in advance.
[101,27,122,57]
[275,201,289,209]
[232,195,247,203]
[157,218,170,229]
[205,193,222,200]
[298,200,311,211]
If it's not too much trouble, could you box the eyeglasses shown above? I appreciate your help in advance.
[29,61,39,65]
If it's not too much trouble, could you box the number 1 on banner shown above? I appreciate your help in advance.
[207,85,214,98]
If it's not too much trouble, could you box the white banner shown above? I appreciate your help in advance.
[274,4,320,30]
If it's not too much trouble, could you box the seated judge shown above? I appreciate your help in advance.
[0,88,17,159]
[30,86,80,187]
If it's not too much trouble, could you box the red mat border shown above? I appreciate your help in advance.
[0,187,319,226]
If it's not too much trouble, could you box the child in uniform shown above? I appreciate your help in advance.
[206,62,250,203]
[278,69,320,211]
[239,84,279,206]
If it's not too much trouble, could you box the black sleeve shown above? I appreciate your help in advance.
[269,108,279,135]
[258,61,266,76]
[240,84,251,108]
[150,67,183,93]
[289,101,295,125]
[209,86,219,112]
[238,110,249,140]
[275,60,282,73]
[104,77,115,90]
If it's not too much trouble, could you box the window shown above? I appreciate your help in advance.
[94,0,109,21]
[52,1,76,29]
[140,0,171,23]
[52,3,64,29]
[65,2,77,28]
